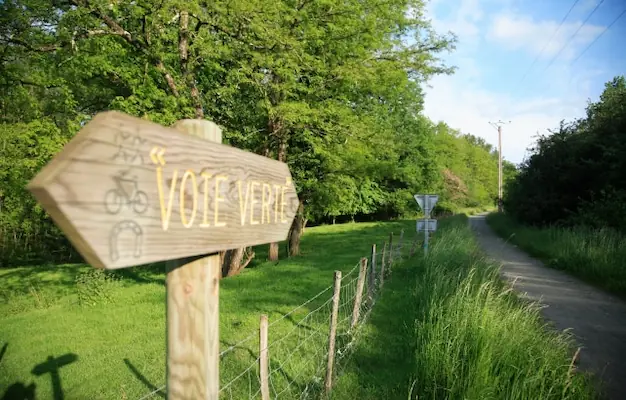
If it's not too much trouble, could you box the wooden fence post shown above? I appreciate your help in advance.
[259,314,270,400]
[379,243,387,288]
[388,232,394,268]
[399,229,404,257]
[351,258,368,330]
[166,120,221,400]
[324,271,342,395]
[368,244,376,303]
[381,242,387,278]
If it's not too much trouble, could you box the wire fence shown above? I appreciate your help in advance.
[139,229,414,400]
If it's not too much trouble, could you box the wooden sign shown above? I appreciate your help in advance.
[27,111,299,269]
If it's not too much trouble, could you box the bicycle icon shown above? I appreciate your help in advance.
[105,170,149,215]
[111,132,145,165]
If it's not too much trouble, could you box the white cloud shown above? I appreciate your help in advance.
[429,0,486,42]
[575,0,602,14]
[487,13,605,60]
[421,65,597,164]
[420,2,610,164]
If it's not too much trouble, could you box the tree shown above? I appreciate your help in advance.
[2,0,510,271]
[504,76,626,230]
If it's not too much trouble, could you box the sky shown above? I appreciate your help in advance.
[421,0,626,164]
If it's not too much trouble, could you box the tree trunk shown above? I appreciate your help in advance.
[221,247,255,278]
[268,242,279,261]
[178,10,203,119]
[268,127,287,261]
[288,201,305,257]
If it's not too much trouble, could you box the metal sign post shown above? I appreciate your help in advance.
[414,194,439,255]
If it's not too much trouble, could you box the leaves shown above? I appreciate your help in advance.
[0,0,502,265]
[505,75,626,230]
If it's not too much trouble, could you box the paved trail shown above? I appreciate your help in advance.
[469,215,626,400]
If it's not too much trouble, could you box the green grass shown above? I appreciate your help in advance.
[0,220,409,399]
[333,216,596,400]
[486,212,626,297]
[1,216,598,400]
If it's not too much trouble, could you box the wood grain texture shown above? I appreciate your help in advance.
[368,244,376,303]
[259,314,270,400]
[167,254,220,400]
[27,111,299,269]
[380,242,387,287]
[350,258,367,330]
[324,270,342,394]
[166,119,222,400]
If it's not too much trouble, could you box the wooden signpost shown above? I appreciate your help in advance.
[27,111,299,399]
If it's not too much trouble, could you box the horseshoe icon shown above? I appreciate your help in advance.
[109,220,143,262]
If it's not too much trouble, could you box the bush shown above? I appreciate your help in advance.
[75,269,118,306]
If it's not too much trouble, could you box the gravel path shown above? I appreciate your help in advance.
[469,214,626,400]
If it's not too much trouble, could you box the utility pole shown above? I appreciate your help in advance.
[489,120,510,213]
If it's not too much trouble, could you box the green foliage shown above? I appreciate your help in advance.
[0,0,503,265]
[0,120,81,266]
[505,76,626,230]
[487,213,626,297]
[432,121,508,210]
[75,269,118,306]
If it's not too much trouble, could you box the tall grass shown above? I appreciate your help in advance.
[334,216,596,400]
[1,216,598,399]
[487,213,626,297]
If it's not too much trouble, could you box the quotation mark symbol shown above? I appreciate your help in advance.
[150,147,166,166]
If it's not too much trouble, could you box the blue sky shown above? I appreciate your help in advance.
[421,0,626,164]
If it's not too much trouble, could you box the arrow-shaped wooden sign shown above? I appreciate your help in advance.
[28,111,299,270]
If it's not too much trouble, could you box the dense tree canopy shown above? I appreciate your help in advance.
[0,0,507,268]
[504,76,626,230]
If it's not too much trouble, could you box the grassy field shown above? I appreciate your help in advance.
[1,215,597,400]
[333,216,596,400]
[0,219,408,399]
[487,213,626,298]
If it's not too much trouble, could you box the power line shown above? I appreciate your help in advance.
[570,8,626,66]
[542,0,606,74]
[516,0,582,87]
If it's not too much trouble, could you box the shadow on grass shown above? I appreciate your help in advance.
[2,352,78,400]
[213,220,418,399]
[222,220,415,315]
[31,353,78,400]
[123,359,165,399]
[1,382,36,400]
[112,264,166,286]
[0,261,166,305]
[220,340,257,362]
[331,258,417,399]
[2,220,411,307]
[219,338,305,396]
[0,264,85,299]
[267,309,317,332]
[0,343,7,365]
